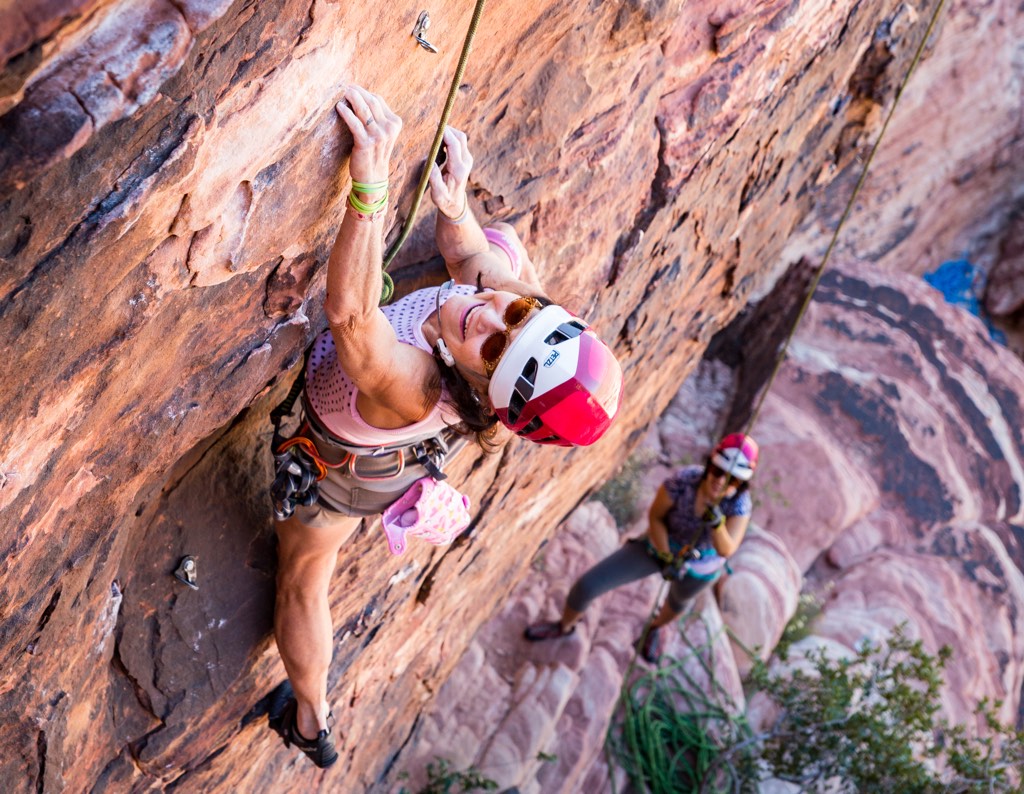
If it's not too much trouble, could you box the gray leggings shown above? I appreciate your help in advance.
[567,539,715,616]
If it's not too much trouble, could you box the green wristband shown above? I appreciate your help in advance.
[348,190,388,214]
[351,179,388,194]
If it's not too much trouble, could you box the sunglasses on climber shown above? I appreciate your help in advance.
[707,463,737,482]
[481,297,542,377]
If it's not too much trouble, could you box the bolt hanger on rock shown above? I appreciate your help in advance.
[379,0,488,303]
[413,11,439,53]
[174,555,199,590]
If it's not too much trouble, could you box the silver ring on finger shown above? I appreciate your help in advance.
[365,116,375,126]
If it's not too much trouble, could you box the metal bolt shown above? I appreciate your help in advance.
[174,556,199,590]
[412,11,439,53]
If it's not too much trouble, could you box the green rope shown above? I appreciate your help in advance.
[607,616,757,793]
[604,0,949,786]
[378,0,488,304]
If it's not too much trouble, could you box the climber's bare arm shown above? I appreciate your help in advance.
[430,126,546,296]
[327,85,436,424]
[430,126,490,265]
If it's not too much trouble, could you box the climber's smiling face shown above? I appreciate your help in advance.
[440,289,541,380]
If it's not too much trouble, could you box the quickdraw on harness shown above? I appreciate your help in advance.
[270,369,321,521]
[269,366,457,521]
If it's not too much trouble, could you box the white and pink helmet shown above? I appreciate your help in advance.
[487,305,622,447]
[711,433,759,481]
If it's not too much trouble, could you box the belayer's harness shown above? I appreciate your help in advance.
[269,366,457,521]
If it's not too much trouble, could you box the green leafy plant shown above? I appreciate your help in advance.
[774,590,825,655]
[609,619,1024,793]
[746,627,1024,792]
[398,757,498,794]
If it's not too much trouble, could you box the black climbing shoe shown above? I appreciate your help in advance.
[523,620,575,642]
[636,626,663,664]
[267,681,339,769]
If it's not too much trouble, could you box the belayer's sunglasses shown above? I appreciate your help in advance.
[481,297,542,377]
[707,463,737,482]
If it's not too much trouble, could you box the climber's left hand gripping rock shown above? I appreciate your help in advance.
[336,84,403,184]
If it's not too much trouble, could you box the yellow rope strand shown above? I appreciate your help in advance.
[379,0,488,303]
[741,0,948,437]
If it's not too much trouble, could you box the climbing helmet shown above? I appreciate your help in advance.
[711,433,759,481]
[487,304,622,447]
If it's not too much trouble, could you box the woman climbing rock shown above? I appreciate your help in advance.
[268,85,623,768]
[524,434,758,664]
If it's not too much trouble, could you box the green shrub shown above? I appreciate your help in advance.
[609,620,1024,793]
[398,757,498,794]
[593,447,657,526]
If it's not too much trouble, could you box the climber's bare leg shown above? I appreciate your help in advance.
[274,512,360,739]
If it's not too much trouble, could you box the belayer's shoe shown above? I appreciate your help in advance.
[267,681,339,769]
[636,626,663,664]
[523,620,575,642]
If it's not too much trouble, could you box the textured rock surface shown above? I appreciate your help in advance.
[985,208,1024,355]
[401,258,1024,791]
[760,261,1024,729]
[2,0,1021,790]
[779,0,1024,285]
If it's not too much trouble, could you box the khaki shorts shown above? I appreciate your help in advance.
[290,499,364,530]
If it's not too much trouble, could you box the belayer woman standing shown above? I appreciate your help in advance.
[268,85,623,767]
[524,434,758,663]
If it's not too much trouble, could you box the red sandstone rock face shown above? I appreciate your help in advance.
[399,259,1024,791]
[1,0,1020,790]
[985,210,1024,352]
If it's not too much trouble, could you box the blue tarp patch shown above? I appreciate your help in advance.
[923,259,1007,344]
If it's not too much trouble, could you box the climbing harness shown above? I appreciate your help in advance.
[605,0,950,787]
[268,362,461,522]
[302,395,457,482]
[377,0,488,303]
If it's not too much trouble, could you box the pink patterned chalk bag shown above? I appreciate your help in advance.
[381,477,472,556]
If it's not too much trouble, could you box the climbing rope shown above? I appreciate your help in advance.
[606,616,757,793]
[378,0,488,303]
[740,0,948,436]
[604,0,949,788]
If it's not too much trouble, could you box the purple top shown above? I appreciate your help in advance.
[663,465,752,553]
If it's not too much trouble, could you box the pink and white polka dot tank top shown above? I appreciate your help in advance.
[305,284,476,446]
